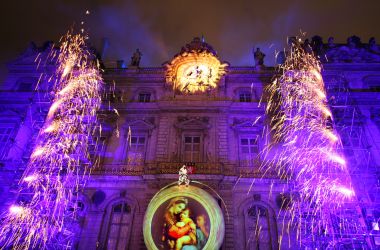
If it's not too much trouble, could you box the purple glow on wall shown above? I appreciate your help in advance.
[0,28,103,249]
[262,37,357,247]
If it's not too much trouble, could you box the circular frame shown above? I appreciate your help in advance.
[143,184,225,250]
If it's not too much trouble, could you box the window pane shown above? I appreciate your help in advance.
[247,207,257,217]
[130,137,137,144]
[138,137,145,144]
[120,225,129,234]
[258,207,267,217]
[250,146,258,153]
[193,144,200,151]
[123,204,131,213]
[138,93,151,102]
[193,137,200,143]
[250,138,257,145]
[239,92,251,102]
[192,153,200,162]
[122,215,130,223]
[107,238,117,250]
[242,146,249,154]
[113,204,122,212]
[241,139,248,145]
[184,145,192,151]
[184,152,192,161]
[117,238,128,250]
[185,137,192,143]
[109,224,120,235]
[112,213,122,222]
[137,145,144,152]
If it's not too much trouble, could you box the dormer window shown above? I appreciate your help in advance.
[138,92,151,103]
[239,92,252,102]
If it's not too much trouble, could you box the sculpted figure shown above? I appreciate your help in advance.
[327,37,335,48]
[253,47,265,66]
[130,48,142,66]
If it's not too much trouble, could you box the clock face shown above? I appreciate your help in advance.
[166,50,227,94]
[178,64,214,93]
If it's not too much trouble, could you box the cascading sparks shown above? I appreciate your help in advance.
[0,30,103,249]
[262,37,355,246]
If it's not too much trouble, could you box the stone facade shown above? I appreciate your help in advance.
[0,37,380,249]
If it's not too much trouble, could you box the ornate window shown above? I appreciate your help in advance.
[126,135,146,166]
[0,126,15,160]
[106,202,133,250]
[87,135,107,162]
[174,117,209,163]
[122,119,155,166]
[239,136,259,167]
[138,92,151,103]
[239,91,252,102]
[183,134,202,162]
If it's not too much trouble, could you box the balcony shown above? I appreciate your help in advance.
[92,161,284,179]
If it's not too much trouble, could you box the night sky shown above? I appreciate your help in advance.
[1,0,379,79]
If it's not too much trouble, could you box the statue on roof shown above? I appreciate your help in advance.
[253,47,265,66]
[130,49,142,67]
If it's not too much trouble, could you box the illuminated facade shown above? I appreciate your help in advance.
[0,36,380,249]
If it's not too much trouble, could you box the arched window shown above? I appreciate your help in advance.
[106,202,133,250]
[241,203,278,250]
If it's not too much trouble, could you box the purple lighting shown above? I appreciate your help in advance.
[262,36,356,247]
[0,29,103,249]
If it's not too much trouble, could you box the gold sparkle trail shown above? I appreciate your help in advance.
[261,37,356,247]
[0,29,103,249]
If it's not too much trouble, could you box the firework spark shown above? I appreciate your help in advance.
[0,30,103,249]
[261,37,355,247]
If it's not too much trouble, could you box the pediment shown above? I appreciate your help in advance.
[175,117,210,130]
[231,118,262,132]
[126,119,155,131]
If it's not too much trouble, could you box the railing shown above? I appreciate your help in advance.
[92,164,144,176]
[147,162,222,175]
[92,161,285,178]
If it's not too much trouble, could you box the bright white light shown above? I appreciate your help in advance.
[323,130,338,142]
[47,99,63,119]
[9,205,25,215]
[372,221,380,231]
[31,147,44,158]
[24,175,38,182]
[332,185,355,197]
[321,149,346,166]
[329,154,346,166]
[44,122,59,133]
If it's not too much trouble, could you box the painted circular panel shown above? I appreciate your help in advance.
[143,185,224,250]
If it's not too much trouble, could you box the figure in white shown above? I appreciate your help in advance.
[178,165,190,186]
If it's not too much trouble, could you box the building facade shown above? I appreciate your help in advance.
[0,36,380,249]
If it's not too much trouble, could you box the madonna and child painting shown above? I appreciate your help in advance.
[151,197,210,250]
